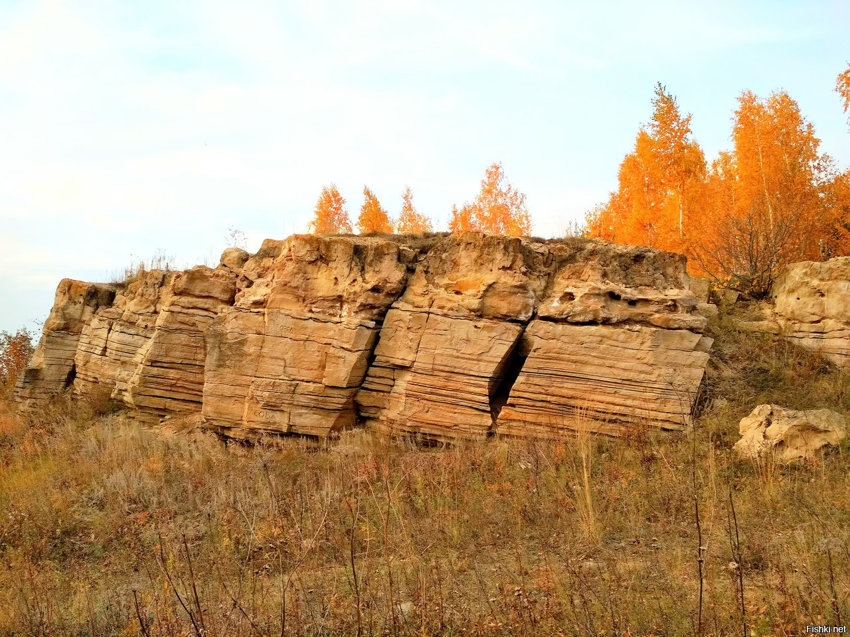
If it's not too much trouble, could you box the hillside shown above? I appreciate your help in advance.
[2,244,850,635]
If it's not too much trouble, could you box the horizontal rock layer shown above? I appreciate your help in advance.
[17,232,715,440]
[770,257,850,366]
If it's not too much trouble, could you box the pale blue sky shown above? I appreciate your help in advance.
[1,0,848,332]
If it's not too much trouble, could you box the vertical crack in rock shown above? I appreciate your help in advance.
[487,328,531,423]
[17,232,716,442]
[201,235,433,440]
[73,269,172,405]
[124,264,240,424]
[356,233,549,442]
[15,279,116,410]
[494,241,714,438]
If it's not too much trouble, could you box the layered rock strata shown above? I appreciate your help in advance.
[17,232,715,441]
[125,266,238,422]
[73,270,172,405]
[14,279,115,409]
[202,235,428,438]
[770,258,850,367]
[358,235,713,440]
[357,234,549,440]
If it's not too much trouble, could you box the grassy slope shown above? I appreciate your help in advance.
[1,305,849,636]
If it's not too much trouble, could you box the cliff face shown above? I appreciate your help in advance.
[16,232,714,440]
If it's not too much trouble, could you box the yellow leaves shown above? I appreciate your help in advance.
[309,184,352,235]
[396,187,432,234]
[357,186,393,234]
[586,82,849,295]
[450,162,531,236]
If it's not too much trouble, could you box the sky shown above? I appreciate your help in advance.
[1,0,849,333]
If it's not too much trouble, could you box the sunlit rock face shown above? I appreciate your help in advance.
[770,257,850,367]
[17,232,714,441]
[201,234,432,438]
[358,234,712,441]
[14,279,115,410]
[357,233,550,441]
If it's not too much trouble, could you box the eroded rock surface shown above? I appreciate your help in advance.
[73,270,172,404]
[125,266,238,422]
[357,233,547,440]
[734,404,847,462]
[496,242,712,438]
[770,258,850,366]
[359,235,712,440]
[202,234,427,438]
[15,279,115,409]
[18,232,715,441]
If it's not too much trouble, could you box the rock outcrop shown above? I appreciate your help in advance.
[202,235,431,438]
[734,404,847,462]
[16,232,715,441]
[494,242,712,438]
[15,279,115,410]
[357,234,548,440]
[359,235,713,440]
[770,258,850,367]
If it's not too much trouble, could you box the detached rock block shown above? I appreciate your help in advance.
[496,323,712,437]
[734,404,847,462]
[771,257,850,366]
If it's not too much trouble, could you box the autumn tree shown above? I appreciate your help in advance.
[309,184,352,234]
[395,187,432,234]
[837,63,850,128]
[689,90,838,294]
[357,187,393,234]
[1,328,34,390]
[450,162,531,236]
[585,84,705,252]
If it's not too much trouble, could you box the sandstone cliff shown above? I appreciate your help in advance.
[731,257,850,367]
[16,233,714,440]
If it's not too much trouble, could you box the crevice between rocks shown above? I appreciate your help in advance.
[488,327,531,427]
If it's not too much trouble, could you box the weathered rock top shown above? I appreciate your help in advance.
[16,232,714,440]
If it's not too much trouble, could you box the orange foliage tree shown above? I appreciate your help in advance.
[309,184,352,234]
[585,84,705,252]
[357,187,393,234]
[588,82,850,296]
[449,162,531,236]
[688,90,841,293]
[1,328,34,389]
[395,187,432,234]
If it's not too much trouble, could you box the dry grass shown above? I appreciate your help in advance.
[1,316,849,635]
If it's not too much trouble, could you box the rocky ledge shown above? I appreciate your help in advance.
[16,232,714,441]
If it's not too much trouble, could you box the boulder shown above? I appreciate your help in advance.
[219,247,249,271]
[734,404,847,462]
